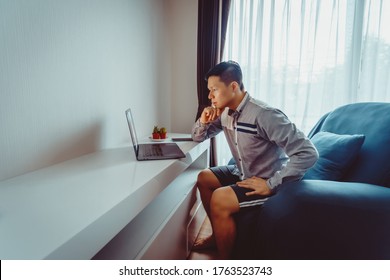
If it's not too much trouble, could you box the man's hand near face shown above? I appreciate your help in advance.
[200,106,222,124]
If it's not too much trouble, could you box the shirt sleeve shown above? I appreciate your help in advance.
[191,118,223,142]
[258,109,319,190]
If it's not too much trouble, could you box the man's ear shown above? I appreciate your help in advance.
[231,81,239,91]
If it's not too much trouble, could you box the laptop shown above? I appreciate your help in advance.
[125,108,186,160]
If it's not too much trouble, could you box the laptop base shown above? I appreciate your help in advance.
[137,143,186,161]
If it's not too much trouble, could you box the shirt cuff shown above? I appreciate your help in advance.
[267,172,282,190]
[197,119,209,127]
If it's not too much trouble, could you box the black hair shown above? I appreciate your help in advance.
[205,60,244,90]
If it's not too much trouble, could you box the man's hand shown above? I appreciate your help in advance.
[236,176,272,196]
[200,106,222,124]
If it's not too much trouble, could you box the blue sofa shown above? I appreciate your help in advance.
[233,102,390,259]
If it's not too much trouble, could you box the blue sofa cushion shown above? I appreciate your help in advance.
[304,132,365,180]
[307,102,390,187]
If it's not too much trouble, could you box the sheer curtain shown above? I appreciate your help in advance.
[217,0,390,165]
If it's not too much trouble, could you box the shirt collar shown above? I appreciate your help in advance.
[228,92,250,117]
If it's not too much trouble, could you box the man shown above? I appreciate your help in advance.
[191,61,318,259]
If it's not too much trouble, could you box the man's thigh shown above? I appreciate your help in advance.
[209,165,240,187]
[211,186,240,214]
[230,184,270,209]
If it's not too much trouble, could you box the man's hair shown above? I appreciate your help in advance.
[205,60,244,90]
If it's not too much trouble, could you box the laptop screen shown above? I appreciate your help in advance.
[125,109,139,155]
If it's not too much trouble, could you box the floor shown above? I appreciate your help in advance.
[187,217,219,260]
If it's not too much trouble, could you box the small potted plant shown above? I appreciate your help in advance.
[159,127,167,139]
[152,126,160,139]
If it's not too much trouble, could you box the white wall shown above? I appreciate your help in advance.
[167,0,198,133]
[0,0,175,181]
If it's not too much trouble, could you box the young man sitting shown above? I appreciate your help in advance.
[192,61,318,259]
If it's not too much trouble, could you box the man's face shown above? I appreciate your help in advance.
[207,76,234,109]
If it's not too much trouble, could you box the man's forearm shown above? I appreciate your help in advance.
[191,118,223,142]
[191,119,209,142]
[268,148,318,189]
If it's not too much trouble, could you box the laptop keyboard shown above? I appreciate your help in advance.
[144,145,163,157]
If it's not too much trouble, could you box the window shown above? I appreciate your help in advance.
[218,0,390,165]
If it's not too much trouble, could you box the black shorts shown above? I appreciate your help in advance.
[209,165,269,208]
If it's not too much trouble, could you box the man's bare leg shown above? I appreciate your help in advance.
[193,169,222,249]
[210,186,240,259]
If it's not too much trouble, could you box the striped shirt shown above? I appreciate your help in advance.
[192,93,318,191]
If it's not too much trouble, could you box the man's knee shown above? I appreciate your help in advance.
[210,187,239,217]
[197,169,210,185]
[197,169,219,190]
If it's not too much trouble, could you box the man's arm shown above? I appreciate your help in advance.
[260,108,319,191]
[191,107,223,142]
